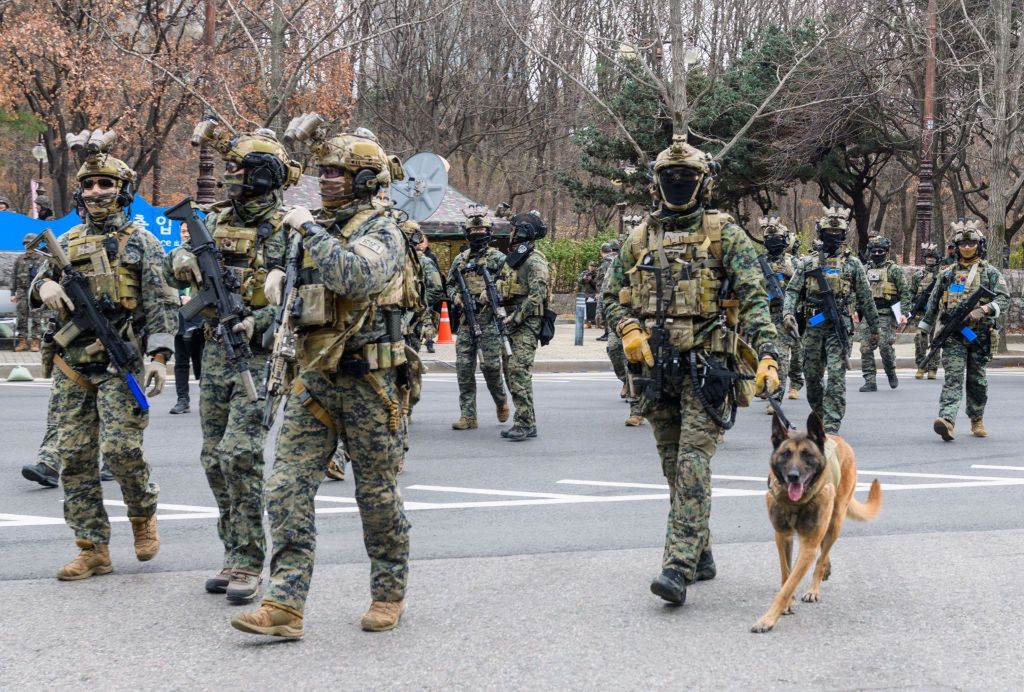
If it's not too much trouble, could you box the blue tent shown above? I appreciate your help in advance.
[0,196,183,251]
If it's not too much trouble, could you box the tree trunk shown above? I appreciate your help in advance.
[668,0,688,137]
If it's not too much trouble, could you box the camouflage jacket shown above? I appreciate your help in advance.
[446,247,510,322]
[419,251,444,310]
[921,259,1009,333]
[864,259,911,315]
[31,212,178,365]
[12,251,42,295]
[599,255,624,324]
[784,247,879,334]
[503,250,549,325]
[910,265,940,302]
[763,251,798,323]
[595,256,613,295]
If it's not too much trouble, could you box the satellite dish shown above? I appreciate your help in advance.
[389,152,448,222]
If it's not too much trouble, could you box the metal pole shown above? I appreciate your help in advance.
[574,293,586,346]
[196,0,217,204]
[913,0,938,266]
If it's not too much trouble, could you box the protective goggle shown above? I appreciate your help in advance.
[81,177,117,191]
[319,166,345,179]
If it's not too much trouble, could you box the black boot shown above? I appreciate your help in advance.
[426,340,435,354]
[650,569,687,605]
[886,368,899,389]
[691,550,717,583]
[22,462,59,488]
[504,426,537,441]
[859,382,877,392]
[100,463,115,482]
[169,397,190,414]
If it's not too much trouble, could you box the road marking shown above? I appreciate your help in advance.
[406,484,582,499]
[972,464,1024,472]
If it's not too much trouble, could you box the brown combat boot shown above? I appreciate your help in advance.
[915,369,925,379]
[30,338,40,352]
[57,539,113,581]
[231,603,304,639]
[14,337,28,352]
[129,515,160,561]
[620,383,629,399]
[625,415,646,427]
[496,400,510,423]
[787,388,800,400]
[970,418,987,438]
[361,599,406,632]
[325,458,345,481]
[451,416,478,430]
[927,370,937,380]
[933,417,955,442]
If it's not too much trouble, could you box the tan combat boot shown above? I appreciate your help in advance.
[787,388,800,400]
[129,515,160,561]
[361,599,406,632]
[927,370,937,380]
[231,603,304,639]
[971,418,987,438]
[451,416,478,430]
[325,458,345,481]
[30,338,40,352]
[933,417,955,441]
[57,539,113,581]
[496,400,510,423]
[625,415,646,427]
[14,337,28,352]
[915,369,925,379]
[620,383,629,399]
[765,403,774,415]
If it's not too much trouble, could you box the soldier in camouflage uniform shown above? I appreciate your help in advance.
[499,211,550,441]
[12,233,45,352]
[910,243,943,379]
[0,192,12,211]
[447,211,511,430]
[232,127,411,639]
[603,136,780,606]
[601,254,645,425]
[858,236,910,392]
[595,241,618,340]
[920,220,1009,441]
[401,221,443,352]
[758,215,800,411]
[166,124,301,602]
[783,207,879,434]
[31,131,176,581]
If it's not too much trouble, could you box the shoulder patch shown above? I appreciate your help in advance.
[353,236,386,258]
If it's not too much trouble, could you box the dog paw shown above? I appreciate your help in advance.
[783,603,795,615]
[823,564,832,581]
[801,591,820,603]
[750,619,775,633]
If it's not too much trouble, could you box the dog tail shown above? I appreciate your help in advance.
[846,479,883,521]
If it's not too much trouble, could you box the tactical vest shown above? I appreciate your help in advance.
[66,226,141,313]
[768,253,796,314]
[210,207,285,310]
[503,250,549,315]
[804,252,853,305]
[866,261,898,303]
[939,261,986,313]
[456,253,488,296]
[625,212,739,354]
[916,268,938,300]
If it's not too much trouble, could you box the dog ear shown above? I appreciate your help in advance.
[771,412,790,450]
[806,412,827,451]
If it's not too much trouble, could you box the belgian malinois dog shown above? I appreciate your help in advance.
[751,412,883,633]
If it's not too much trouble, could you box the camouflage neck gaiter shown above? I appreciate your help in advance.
[83,191,120,225]
[320,175,355,214]
[655,205,704,232]
[231,189,282,225]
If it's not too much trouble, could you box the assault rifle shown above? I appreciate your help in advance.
[470,260,513,357]
[452,259,482,354]
[26,229,150,411]
[258,231,304,428]
[804,257,851,370]
[900,284,933,334]
[757,254,786,305]
[166,197,258,402]
[922,284,996,366]
[632,264,682,402]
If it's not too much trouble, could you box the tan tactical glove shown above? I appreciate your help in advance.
[38,280,74,312]
[172,249,202,284]
[232,316,254,341]
[618,318,654,367]
[782,314,800,339]
[264,268,286,306]
[144,359,167,397]
[282,206,315,234]
[968,305,990,323]
[754,356,780,396]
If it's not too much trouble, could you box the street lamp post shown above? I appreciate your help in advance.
[31,134,48,219]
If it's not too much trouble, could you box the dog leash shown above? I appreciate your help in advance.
[766,396,795,430]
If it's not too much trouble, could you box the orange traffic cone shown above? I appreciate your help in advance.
[436,301,454,344]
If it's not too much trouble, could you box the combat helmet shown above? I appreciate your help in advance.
[921,242,941,265]
[652,135,716,212]
[866,235,892,264]
[22,232,36,247]
[462,205,493,252]
[190,118,302,198]
[816,206,851,251]
[949,219,985,261]
[68,129,137,220]
[0,193,12,210]
[760,213,789,254]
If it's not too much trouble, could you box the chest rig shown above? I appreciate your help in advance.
[211,207,283,310]
[804,251,853,306]
[65,225,141,313]
[940,261,987,313]
[627,212,739,355]
[503,250,549,315]
[866,261,898,303]
[916,267,938,299]
[767,253,795,314]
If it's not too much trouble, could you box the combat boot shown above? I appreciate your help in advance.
[169,397,190,414]
[620,383,628,399]
[425,340,435,353]
[928,370,937,380]
[933,417,955,441]
[205,567,233,593]
[57,539,112,581]
[971,417,987,438]
[452,416,478,430]
[496,400,510,423]
[325,458,346,481]
[691,550,717,583]
[100,463,114,482]
[625,415,645,427]
[361,599,406,632]
[885,368,898,389]
[14,337,28,352]
[859,382,877,392]
[226,569,263,603]
[231,603,303,639]
[787,388,800,400]
[650,568,687,605]
[22,461,59,488]
[30,338,40,352]
[765,402,774,415]
[129,515,160,561]
[915,368,925,379]
[504,426,537,441]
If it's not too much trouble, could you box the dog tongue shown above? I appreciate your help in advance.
[787,482,804,502]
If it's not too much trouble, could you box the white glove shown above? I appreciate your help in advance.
[39,280,74,312]
[144,360,167,397]
[264,268,286,306]
[283,206,315,233]
[172,249,202,284]
[232,315,254,341]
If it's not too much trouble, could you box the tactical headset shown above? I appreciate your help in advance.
[73,177,136,213]
[240,152,287,197]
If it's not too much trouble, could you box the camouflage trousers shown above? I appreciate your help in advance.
[52,367,159,544]
[914,328,939,373]
[199,341,268,573]
[455,321,507,420]
[770,328,799,400]
[648,373,718,581]
[502,315,541,429]
[607,330,643,418]
[859,310,898,384]
[264,366,409,614]
[802,322,852,433]
[938,337,990,422]
[788,337,804,389]
[37,384,63,473]
[15,291,44,339]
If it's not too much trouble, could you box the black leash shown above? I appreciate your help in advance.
[766,395,795,430]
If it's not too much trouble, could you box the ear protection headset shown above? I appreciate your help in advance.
[240,152,287,196]
[353,168,380,196]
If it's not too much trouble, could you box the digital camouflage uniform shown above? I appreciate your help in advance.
[264,201,410,617]
[604,206,778,583]
[408,250,442,352]
[762,250,799,399]
[858,258,910,386]
[14,248,48,342]
[595,254,613,328]
[910,263,941,374]
[600,255,643,420]
[32,210,177,545]
[500,250,549,431]
[921,258,1009,425]
[164,194,287,577]
[447,247,510,421]
[784,246,878,433]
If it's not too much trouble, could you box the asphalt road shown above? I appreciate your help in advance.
[2,369,1024,689]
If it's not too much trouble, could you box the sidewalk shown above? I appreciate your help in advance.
[4,323,1024,379]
